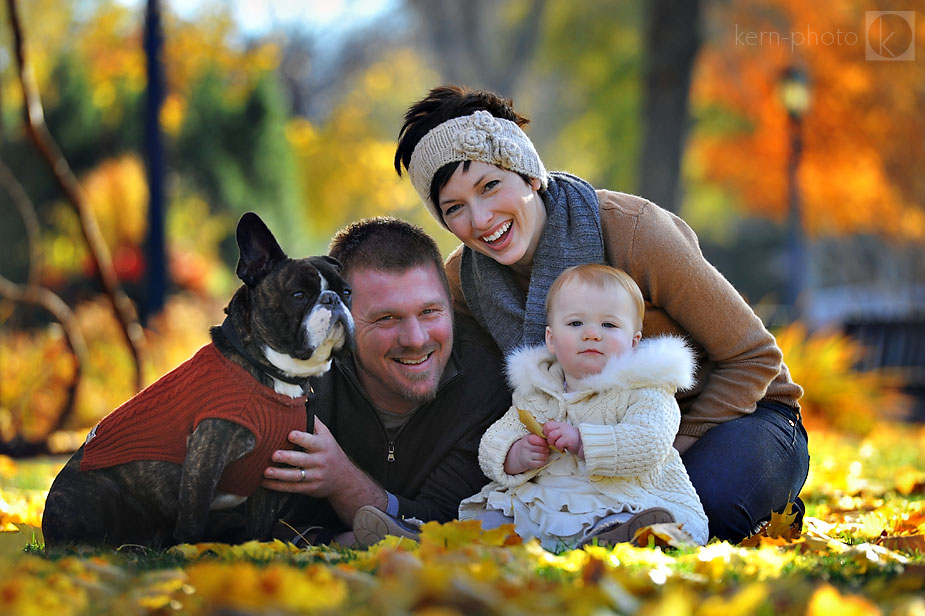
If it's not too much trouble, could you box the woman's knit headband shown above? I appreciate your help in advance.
[408,110,548,225]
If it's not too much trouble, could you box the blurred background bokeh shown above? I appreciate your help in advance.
[1,0,923,455]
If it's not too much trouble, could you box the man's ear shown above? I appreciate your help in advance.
[632,331,642,348]
[235,212,287,287]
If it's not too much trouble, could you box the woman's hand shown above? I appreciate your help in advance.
[504,434,550,475]
[544,421,583,458]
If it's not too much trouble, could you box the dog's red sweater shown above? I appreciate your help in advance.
[80,343,307,497]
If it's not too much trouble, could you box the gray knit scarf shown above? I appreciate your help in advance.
[460,171,605,354]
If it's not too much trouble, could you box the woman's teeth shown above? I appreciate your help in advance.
[482,221,512,244]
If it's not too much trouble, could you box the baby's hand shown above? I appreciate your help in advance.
[544,421,583,458]
[504,434,550,475]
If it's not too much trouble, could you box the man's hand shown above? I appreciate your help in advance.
[262,417,387,523]
[262,417,351,498]
[504,434,550,475]
[544,420,583,458]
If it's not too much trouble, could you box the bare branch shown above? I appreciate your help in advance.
[6,0,146,391]
[0,148,87,448]
[0,275,88,446]
[0,158,42,287]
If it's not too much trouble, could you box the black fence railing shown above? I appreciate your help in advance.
[843,316,925,421]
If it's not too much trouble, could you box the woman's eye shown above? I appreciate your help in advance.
[483,180,500,192]
[444,203,462,216]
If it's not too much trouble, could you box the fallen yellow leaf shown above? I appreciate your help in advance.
[874,532,925,555]
[806,584,881,616]
[766,501,799,540]
[894,466,925,496]
[632,523,696,549]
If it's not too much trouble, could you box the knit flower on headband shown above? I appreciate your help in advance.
[455,128,491,159]
[408,109,548,226]
[454,111,505,160]
[496,137,523,168]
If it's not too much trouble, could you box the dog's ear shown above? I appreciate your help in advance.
[309,255,344,277]
[236,212,287,287]
[318,255,343,272]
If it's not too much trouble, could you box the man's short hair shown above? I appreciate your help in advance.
[545,264,645,332]
[328,217,451,298]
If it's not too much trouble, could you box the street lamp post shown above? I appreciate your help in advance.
[779,66,811,321]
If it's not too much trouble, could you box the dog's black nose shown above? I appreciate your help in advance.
[320,290,339,305]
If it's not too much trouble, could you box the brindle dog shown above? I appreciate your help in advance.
[42,212,353,549]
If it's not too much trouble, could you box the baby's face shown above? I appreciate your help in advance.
[545,281,642,386]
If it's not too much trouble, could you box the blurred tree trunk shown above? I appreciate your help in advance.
[638,0,702,214]
[143,0,167,321]
[407,0,548,98]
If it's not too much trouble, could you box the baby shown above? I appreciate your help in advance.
[460,264,709,550]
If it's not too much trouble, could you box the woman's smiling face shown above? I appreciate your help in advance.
[438,161,546,272]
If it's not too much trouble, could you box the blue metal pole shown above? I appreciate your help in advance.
[143,0,166,322]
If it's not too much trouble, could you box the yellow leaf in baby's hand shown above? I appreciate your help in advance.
[517,409,562,453]
[766,501,800,540]
[517,408,545,438]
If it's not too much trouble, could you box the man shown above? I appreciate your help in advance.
[259,217,512,546]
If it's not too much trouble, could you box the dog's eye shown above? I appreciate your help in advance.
[291,291,305,300]
[341,288,352,299]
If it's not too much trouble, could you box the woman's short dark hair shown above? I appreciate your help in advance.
[327,216,451,300]
[394,85,532,212]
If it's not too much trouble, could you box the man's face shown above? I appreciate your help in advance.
[348,264,454,413]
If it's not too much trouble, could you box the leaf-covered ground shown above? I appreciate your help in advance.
[1,423,924,615]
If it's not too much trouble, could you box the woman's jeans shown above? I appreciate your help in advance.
[681,400,810,543]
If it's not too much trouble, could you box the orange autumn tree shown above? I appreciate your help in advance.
[688,0,925,239]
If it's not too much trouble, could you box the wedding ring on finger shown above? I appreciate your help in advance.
[299,468,306,482]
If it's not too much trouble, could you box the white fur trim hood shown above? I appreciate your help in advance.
[505,335,697,397]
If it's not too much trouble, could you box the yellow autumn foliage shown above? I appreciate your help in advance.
[1,421,924,615]
[775,323,910,434]
[0,293,223,448]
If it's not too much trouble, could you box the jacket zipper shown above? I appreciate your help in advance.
[387,441,396,463]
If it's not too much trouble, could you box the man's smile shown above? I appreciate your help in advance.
[393,352,433,366]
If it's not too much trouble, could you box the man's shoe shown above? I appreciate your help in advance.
[353,505,421,547]
[579,507,675,547]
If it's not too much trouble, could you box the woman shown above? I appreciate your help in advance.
[394,85,809,542]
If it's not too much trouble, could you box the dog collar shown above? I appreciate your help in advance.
[219,318,309,388]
